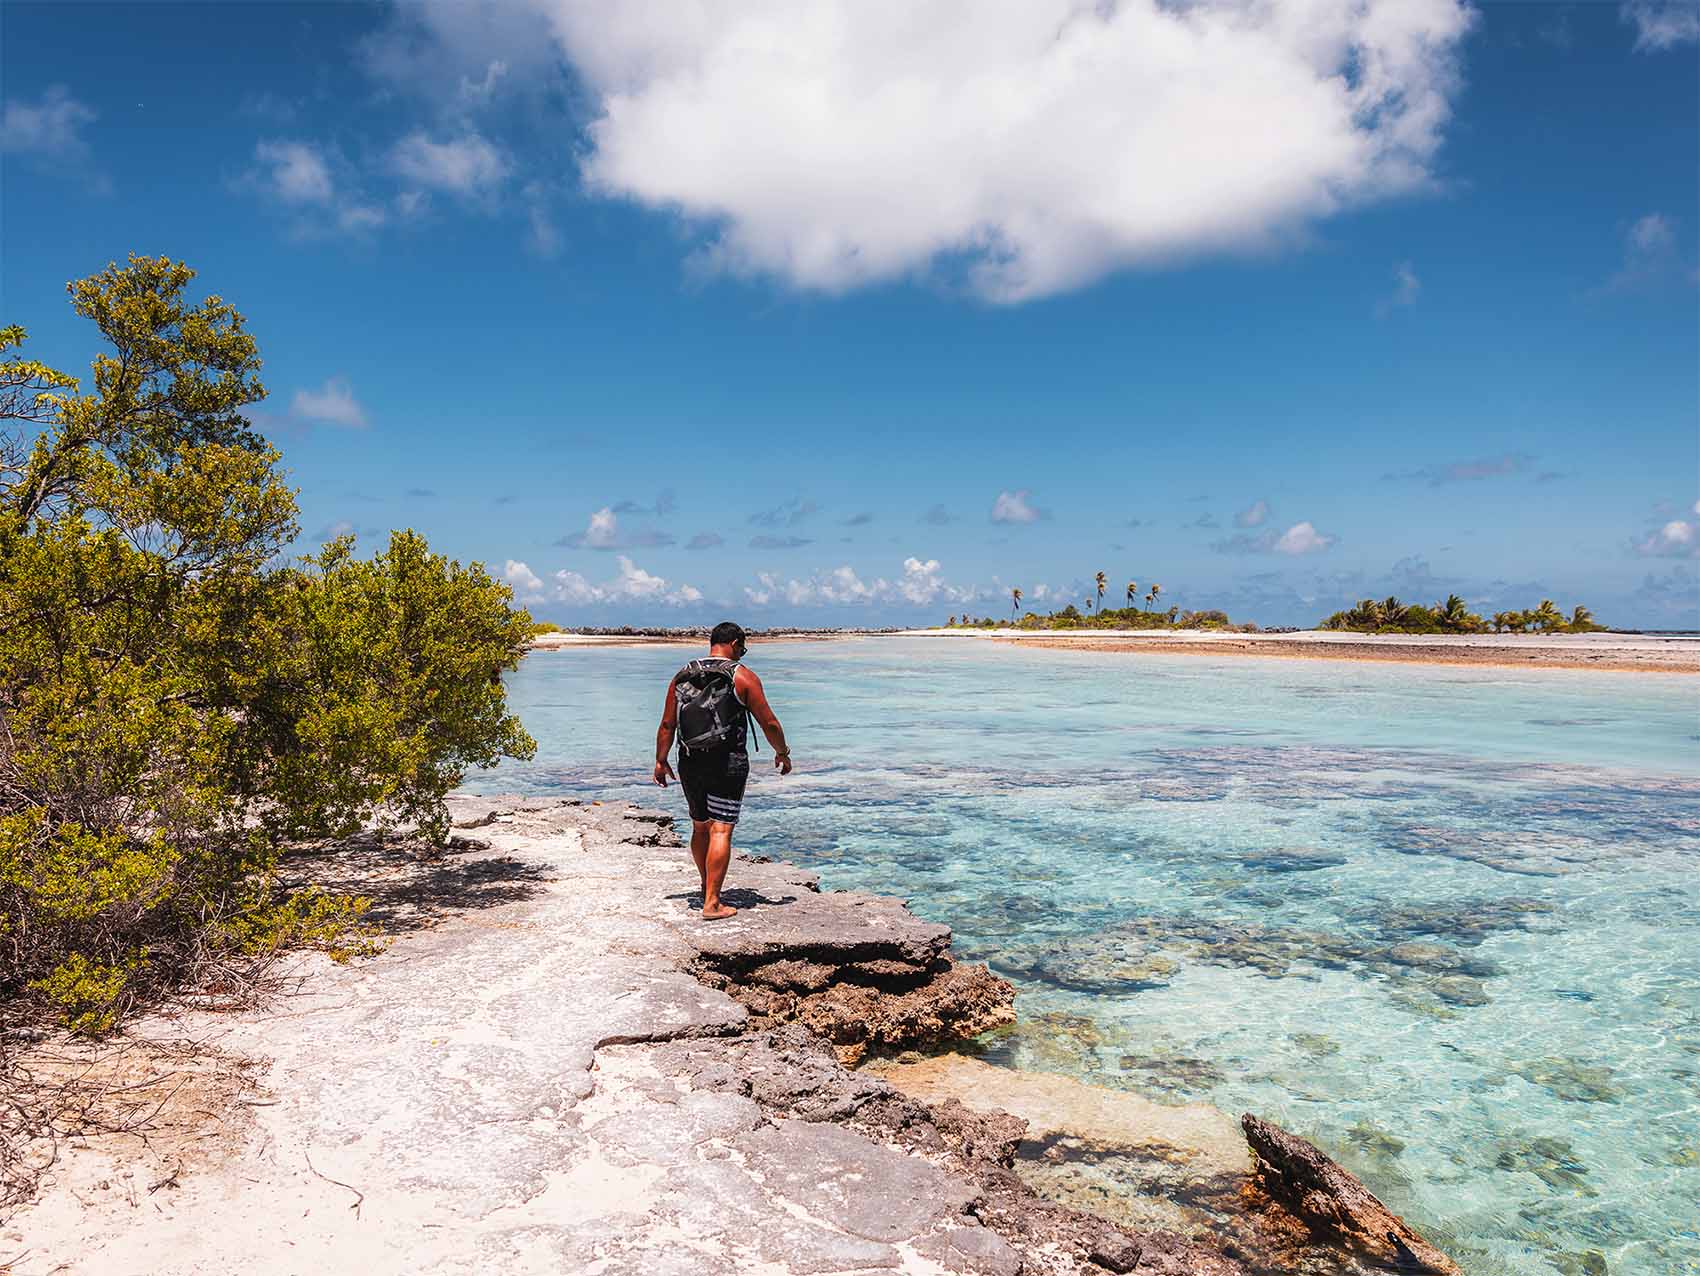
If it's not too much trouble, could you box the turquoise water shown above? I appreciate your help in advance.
[468,639,1700,1275]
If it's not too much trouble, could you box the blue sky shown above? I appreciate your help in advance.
[4,0,1697,627]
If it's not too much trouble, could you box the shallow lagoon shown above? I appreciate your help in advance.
[469,638,1700,1275]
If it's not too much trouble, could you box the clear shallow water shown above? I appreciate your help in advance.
[468,639,1700,1275]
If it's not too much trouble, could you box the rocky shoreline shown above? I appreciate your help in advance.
[4,797,1459,1275]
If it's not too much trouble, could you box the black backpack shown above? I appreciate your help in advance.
[674,658,755,755]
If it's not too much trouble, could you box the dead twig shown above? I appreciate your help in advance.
[303,1149,364,1218]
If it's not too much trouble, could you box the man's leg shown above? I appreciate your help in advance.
[690,820,710,898]
[702,820,737,920]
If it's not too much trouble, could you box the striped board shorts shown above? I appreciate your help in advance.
[678,748,751,825]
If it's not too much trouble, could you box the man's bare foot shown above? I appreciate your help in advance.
[701,901,738,921]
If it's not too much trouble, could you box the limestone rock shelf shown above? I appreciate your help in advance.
[4,795,1458,1276]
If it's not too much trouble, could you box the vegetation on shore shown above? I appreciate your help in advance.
[945,575,1256,631]
[1321,596,1604,635]
[943,578,1606,637]
[1,257,536,1031]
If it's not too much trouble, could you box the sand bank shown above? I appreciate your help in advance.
[902,628,1700,673]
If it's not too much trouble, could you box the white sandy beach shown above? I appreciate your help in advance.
[529,628,1700,672]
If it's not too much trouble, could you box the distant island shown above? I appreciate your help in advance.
[1320,596,1604,635]
[941,580,1606,637]
[948,579,1258,631]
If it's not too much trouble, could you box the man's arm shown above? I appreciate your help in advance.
[736,667,792,775]
[653,675,679,786]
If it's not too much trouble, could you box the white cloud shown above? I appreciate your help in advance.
[894,556,961,605]
[503,559,546,601]
[744,556,975,608]
[1603,211,1689,292]
[584,507,618,549]
[291,377,369,428]
[1629,212,1675,254]
[990,490,1044,524]
[1621,0,1700,50]
[1,86,96,157]
[526,186,563,257]
[1234,499,1271,529]
[1273,521,1335,555]
[499,0,1476,302]
[1635,518,1700,558]
[337,203,389,233]
[390,131,509,194]
[557,505,676,550]
[458,59,510,107]
[1377,260,1421,315]
[551,556,702,606]
[254,140,335,205]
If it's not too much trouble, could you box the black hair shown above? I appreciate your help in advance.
[710,620,747,648]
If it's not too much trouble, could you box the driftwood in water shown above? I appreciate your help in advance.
[1241,1113,1462,1274]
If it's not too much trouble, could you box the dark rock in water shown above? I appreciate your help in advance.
[1241,847,1349,874]
[1292,1032,1341,1057]
[1431,975,1490,1006]
[1512,1056,1624,1104]
[1117,1050,1228,1095]
[997,937,1180,995]
[1370,897,1555,946]
[1384,941,1462,970]
[1554,1250,1609,1276]
[1241,1113,1462,1275]
[1493,1134,1595,1195]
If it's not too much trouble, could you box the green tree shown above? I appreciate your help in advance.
[1094,571,1107,612]
[1010,587,1022,620]
[1492,610,1527,633]
[1570,604,1597,631]
[1126,581,1138,611]
[1531,599,1563,631]
[1,257,536,1030]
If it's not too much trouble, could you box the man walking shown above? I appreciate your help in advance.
[654,622,792,920]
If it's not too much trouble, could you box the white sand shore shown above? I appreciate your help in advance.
[897,628,1700,672]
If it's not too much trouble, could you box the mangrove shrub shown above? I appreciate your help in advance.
[0,257,536,1029]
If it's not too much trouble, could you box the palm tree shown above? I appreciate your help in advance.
[1148,583,1162,612]
[947,615,957,627]
[1380,596,1407,627]
[1127,581,1138,610]
[1440,593,1470,630]
[1085,596,1093,612]
[1095,572,1108,612]
[1532,599,1562,631]
[1011,587,1022,620]
[1570,604,1594,630]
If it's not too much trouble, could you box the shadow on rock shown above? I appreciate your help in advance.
[281,835,551,937]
